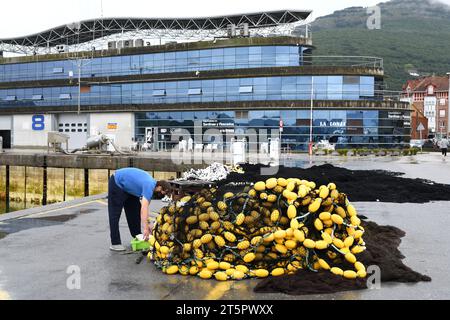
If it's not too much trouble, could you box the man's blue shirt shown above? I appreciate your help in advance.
[114,168,156,201]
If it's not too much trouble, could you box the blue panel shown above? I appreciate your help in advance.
[0,73,379,108]
[0,45,308,82]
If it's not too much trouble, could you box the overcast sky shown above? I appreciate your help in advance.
[0,0,448,38]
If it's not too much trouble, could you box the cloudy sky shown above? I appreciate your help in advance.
[0,0,448,38]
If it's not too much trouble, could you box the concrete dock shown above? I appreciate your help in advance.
[1,154,450,300]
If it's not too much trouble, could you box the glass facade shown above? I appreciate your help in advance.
[0,41,410,148]
[0,75,376,108]
[135,109,411,150]
[0,45,307,82]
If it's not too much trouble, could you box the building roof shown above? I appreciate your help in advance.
[0,10,311,49]
[404,76,449,92]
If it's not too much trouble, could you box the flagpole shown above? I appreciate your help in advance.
[309,77,314,156]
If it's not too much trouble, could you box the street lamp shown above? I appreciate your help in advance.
[309,76,314,156]
[70,57,92,115]
[447,72,450,137]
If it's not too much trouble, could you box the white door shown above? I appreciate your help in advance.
[57,114,88,150]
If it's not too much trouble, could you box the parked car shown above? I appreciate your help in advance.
[422,139,438,151]
[313,140,336,152]
[409,139,425,148]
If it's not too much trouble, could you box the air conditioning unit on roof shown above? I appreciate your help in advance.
[117,40,134,49]
[135,39,144,47]
[108,41,117,50]
[56,45,68,53]
[123,40,133,48]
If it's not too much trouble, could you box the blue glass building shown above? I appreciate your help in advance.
[0,12,410,150]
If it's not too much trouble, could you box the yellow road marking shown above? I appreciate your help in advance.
[203,281,233,300]
[0,290,11,300]
[18,200,102,219]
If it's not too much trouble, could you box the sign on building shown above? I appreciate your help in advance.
[424,97,437,132]
[107,123,118,130]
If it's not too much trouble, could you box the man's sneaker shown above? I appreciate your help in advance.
[110,244,126,252]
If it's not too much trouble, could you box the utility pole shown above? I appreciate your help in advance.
[447,72,450,137]
[78,60,81,115]
[70,57,92,115]
[309,76,314,156]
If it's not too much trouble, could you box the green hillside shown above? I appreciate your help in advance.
[303,0,450,90]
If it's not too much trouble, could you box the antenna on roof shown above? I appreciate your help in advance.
[100,0,104,54]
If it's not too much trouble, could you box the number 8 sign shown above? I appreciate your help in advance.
[32,115,45,131]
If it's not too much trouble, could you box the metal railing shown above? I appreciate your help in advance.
[302,55,384,68]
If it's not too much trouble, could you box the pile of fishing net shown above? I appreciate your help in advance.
[148,177,367,281]
[177,163,232,182]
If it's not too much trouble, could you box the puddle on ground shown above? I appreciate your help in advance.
[34,214,83,222]
[108,280,146,292]
[0,208,99,239]
[34,208,99,222]
[0,231,8,240]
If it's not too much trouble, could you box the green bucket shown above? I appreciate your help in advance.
[131,238,150,251]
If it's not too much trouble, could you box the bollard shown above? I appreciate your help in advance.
[5,165,10,213]
[84,168,89,197]
[42,157,48,206]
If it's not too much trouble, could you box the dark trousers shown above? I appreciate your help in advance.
[442,148,447,157]
[108,175,142,245]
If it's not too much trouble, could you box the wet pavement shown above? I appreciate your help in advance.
[0,154,449,300]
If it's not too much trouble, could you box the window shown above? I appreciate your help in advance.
[59,93,71,100]
[343,76,360,84]
[188,88,202,95]
[32,94,44,100]
[152,89,166,96]
[236,111,249,119]
[440,110,446,117]
[53,67,64,74]
[5,95,17,101]
[239,86,253,94]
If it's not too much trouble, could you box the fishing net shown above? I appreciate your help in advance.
[148,176,368,281]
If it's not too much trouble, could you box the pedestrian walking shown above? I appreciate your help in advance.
[439,136,449,157]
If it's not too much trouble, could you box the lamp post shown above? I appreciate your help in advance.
[447,72,450,137]
[69,57,92,115]
[77,59,81,115]
[309,76,314,156]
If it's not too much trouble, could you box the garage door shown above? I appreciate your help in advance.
[0,116,12,149]
[57,114,88,150]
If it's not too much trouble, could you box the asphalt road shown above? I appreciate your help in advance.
[0,154,449,300]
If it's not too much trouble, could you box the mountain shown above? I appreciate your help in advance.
[299,0,450,90]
